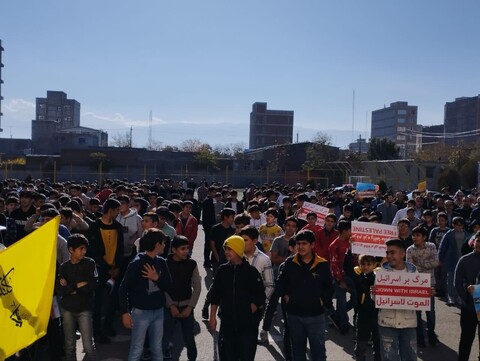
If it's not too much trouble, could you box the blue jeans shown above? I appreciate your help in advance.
[379,326,417,361]
[287,313,326,361]
[334,277,356,331]
[128,307,164,361]
[61,308,97,360]
[162,307,197,361]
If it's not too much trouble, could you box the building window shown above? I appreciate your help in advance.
[398,109,407,115]
[38,115,45,120]
[397,126,406,132]
[78,138,86,144]
[397,118,405,123]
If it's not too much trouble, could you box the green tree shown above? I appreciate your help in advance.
[436,168,462,191]
[302,132,337,170]
[89,152,111,171]
[367,138,400,160]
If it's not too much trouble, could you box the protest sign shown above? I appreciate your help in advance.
[356,182,378,200]
[296,201,330,227]
[351,221,397,257]
[473,285,480,321]
[374,270,431,311]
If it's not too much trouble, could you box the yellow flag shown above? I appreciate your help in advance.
[418,181,427,193]
[0,216,60,360]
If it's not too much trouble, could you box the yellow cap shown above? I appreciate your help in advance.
[223,235,245,258]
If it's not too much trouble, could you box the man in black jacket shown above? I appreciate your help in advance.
[276,230,333,361]
[209,235,265,361]
[119,228,172,361]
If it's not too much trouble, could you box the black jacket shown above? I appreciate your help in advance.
[352,266,376,313]
[276,252,333,317]
[210,259,265,329]
[119,253,172,313]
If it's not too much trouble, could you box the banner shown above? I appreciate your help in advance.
[356,182,378,200]
[296,201,330,227]
[0,216,60,359]
[417,181,427,193]
[350,221,398,257]
[374,270,431,311]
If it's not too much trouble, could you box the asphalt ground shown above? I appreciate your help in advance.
[80,226,476,361]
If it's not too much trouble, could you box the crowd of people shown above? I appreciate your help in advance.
[2,177,480,361]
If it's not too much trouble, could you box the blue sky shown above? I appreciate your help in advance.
[1,0,479,149]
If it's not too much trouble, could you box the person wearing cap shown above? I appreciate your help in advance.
[276,230,333,361]
[209,235,265,360]
[374,238,420,361]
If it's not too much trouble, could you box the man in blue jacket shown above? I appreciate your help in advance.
[276,230,334,361]
[119,228,172,361]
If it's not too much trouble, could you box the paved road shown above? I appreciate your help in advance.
[85,226,476,360]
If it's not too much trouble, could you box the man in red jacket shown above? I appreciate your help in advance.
[176,201,198,255]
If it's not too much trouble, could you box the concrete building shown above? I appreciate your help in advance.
[32,91,108,154]
[249,102,293,149]
[371,101,421,159]
[444,95,480,145]
[348,135,368,154]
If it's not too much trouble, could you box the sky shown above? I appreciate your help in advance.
[0,0,479,150]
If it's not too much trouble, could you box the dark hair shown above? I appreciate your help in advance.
[60,207,73,219]
[143,212,159,224]
[337,220,351,233]
[171,235,189,249]
[385,238,407,251]
[103,199,121,213]
[41,208,60,218]
[66,200,82,213]
[67,233,89,250]
[234,214,251,226]
[140,228,167,252]
[437,212,447,221]
[284,216,298,227]
[220,208,236,219]
[168,202,182,213]
[398,218,411,227]
[89,197,101,205]
[453,216,464,226]
[294,229,315,244]
[411,226,428,237]
[117,195,130,204]
[266,208,279,218]
[239,226,259,240]
[325,213,337,222]
[306,212,317,219]
[358,254,376,264]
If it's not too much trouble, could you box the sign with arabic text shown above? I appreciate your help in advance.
[296,202,330,227]
[351,221,397,257]
[374,270,431,311]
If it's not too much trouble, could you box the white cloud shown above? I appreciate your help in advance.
[82,111,167,127]
[3,98,35,113]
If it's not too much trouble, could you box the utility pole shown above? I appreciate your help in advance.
[129,126,133,148]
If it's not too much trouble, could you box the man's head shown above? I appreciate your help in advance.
[324,213,337,231]
[234,214,251,234]
[411,226,428,246]
[358,254,376,274]
[140,228,166,254]
[294,230,315,258]
[103,198,121,220]
[283,216,298,236]
[142,212,160,230]
[67,233,89,261]
[385,238,407,270]
[337,220,351,237]
[239,226,259,255]
[220,208,236,225]
[223,235,245,262]
[171,235,190,260]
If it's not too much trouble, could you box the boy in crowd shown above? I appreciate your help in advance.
[429,212,450,296]
[406,226,439,347]
[88,198,124,343]
[209,235,265,360]
[57,234,98,361]
[316,213,338,261]
[175,200,198,255]
[163,236,201,361]
[248,204,266,229]
[276,230,333,361]
[258,208,284,253]
[301,212,322,243]
[270,216,298,277]
[329,220,356,335]
[209,208,236,270]
[352,254,380,361]
[119,229,172,361]
[376,239,419,361]
[239,226,274,301]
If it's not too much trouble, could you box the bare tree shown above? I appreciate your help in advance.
[110,131,132,148]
